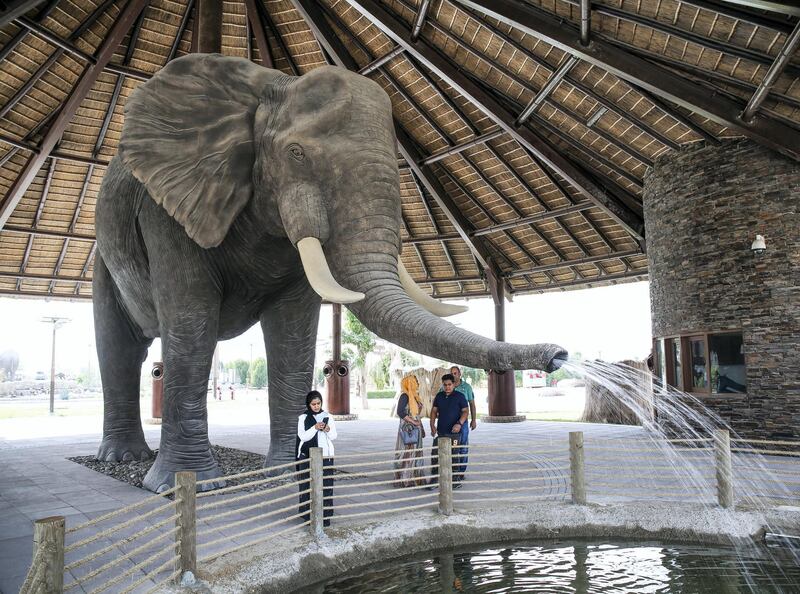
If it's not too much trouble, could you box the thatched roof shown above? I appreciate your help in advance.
[0,0,798,301]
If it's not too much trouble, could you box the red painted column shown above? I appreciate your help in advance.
[325,304,351,415]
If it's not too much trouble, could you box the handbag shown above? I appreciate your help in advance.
[400,421,420,445]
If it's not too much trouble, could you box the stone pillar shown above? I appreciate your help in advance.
[485,274,525,423]
[644,139,800,440]
[325,304,356,419]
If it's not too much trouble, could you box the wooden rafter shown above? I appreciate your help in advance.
[454,0,800,162]
[338,0,646,240]
[0,0,150,230]
[244,0,274,68]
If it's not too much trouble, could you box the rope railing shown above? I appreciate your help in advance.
[65,486,179,534]
[195,459,299,485]
[196,477,310,511]
[196,487,306,525]
[26,430,800,591]
[195,467,307,498]
[65,497,181,553]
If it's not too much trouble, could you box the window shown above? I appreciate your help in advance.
[667,338,683,391]
[689,336,708,391]
[710,333,746,394]
[654,331,746,395]
[654,339,666,386]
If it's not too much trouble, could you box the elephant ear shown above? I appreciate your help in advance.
[119,54,281,248]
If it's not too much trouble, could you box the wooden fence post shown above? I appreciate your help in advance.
[34,515,65,593]
[175,471,196,577]
[714,429,734,509]
[310,447,325,537]
[569,431,586,505]
[438,437,453,516]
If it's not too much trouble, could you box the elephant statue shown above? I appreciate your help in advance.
[94,54,567,493]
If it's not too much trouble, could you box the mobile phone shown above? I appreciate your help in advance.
[321,417,329,428]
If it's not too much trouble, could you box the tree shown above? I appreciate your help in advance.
[400,350,420,367]
[228,359,250,385]
[250,358,267,388]
[370,353,391,390]
[342,310,375,409]
[461,366,486,388]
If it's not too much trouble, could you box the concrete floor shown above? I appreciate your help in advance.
[1,412,797,593]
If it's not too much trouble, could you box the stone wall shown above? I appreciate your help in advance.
[644,139,800,440]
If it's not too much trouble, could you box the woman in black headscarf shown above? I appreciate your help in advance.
[296,390,337,526]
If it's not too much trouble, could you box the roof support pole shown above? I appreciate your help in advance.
[741,20,800,122]
[195,0,222,53]
[244,0,275,67]
[454,0,800,161]
[516,55,578,126]
[0,0,149,230]
[410,0,431,41]
[579,0,590,46]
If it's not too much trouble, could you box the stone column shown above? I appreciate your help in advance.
[644,139,800,440]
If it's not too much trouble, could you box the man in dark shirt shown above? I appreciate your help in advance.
[429,373,469,487]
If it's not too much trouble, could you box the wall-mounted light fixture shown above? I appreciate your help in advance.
[750,234,767,255]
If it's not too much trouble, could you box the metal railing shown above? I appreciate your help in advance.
[19,429,800,591]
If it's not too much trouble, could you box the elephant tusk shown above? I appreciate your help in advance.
[297,237,365,304]
[398,261,468,317]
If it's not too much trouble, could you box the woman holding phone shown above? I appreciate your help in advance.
[296,390,336,526]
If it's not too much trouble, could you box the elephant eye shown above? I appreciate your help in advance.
[288,143,305,162]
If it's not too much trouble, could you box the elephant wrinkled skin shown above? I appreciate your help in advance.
[94,54,567,493]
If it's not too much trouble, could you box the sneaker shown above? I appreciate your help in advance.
[453,482,463,490]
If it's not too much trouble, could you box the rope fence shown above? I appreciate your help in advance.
[21,429,800,591]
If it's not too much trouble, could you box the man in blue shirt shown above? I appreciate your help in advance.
[429,373,468,487]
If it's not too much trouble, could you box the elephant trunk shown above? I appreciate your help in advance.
[325,168,567,372]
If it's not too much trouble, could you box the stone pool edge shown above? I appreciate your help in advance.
[175,501,800,593]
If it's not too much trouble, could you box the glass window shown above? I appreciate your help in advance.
[666,338,682,390]
[710,333,747,394]
[689,337,707,390]
[654,339,666,385]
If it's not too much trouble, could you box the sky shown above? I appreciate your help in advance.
[0,281,652,377]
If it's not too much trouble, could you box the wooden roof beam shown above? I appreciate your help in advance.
[507,248,643,277]
[341,0,645,239]
[0,0,48,28]
[2,225,95,241]
[455,0,800,161]
[195,0,222,53]
[0,0,149,230]
[0,271,90,283]
[678,0,795,34]
[244,0,274,68]
[579,0,591,46]
[410,0,430,41]
[167,0,194,63]
[742,20,800,122]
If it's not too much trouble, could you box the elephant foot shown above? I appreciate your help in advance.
[96,434,153,462]
[263,448,296,476]
[142,452,227,494]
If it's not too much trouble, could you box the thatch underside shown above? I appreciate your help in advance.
[0,0,797,301]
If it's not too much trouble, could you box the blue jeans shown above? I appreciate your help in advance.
[458,423,469,479]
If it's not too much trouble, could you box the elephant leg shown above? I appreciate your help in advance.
[94,255,153,462]
[140,283,224,493]
[261,278,322,470]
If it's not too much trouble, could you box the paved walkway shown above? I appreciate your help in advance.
[1,415,797,593]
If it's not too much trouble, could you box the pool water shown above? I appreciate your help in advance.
[319,540,800,593]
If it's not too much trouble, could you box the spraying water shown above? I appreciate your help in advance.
[561,359,800,591]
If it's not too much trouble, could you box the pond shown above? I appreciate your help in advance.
[318,540,800,593]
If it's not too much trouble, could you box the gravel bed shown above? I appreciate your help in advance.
[69,445,270,490]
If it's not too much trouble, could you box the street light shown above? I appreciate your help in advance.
[41,316,69,414]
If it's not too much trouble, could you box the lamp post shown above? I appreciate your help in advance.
[41,316,69,414]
